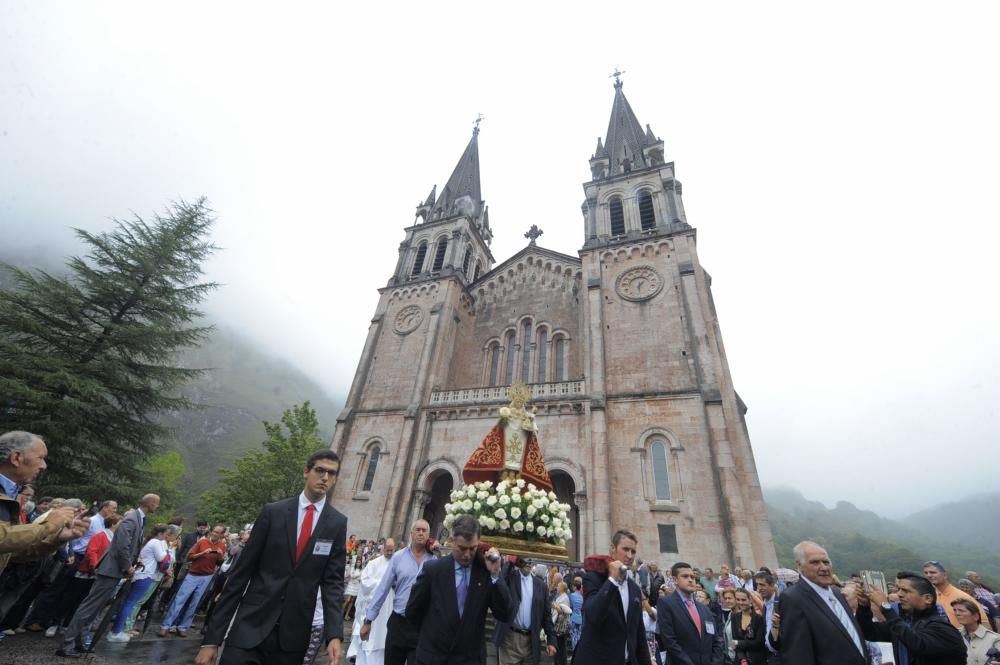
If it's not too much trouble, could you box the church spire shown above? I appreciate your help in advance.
[431,124,483,220]
[590,77,665,180]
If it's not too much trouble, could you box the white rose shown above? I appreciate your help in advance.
[499,519,510,530]
[536,526,547,537]
[557,538,566,546]
[497,479,508,491]
[532,500,543,510]
[510,492,521,503]
[564,530,573,540]
[473,501,481,510]
[513,521,524,532]
[516,478,526,488]
[466,487,476,498]
[510,507,522,519]
[527,483,537,492]
[477,491,488,500]
[499,495,510,506]
[551,518,561,529]
[486,495,497,507]
[526,505,537,517]
[539,513,549,524]
[462,499,473,511]
[549,503,561,515]
[495,508,507,520]
[486,517,497,529]
[554,527,564,538]
[499,406,512,418]
[478,515,489,526]
[450,491,460,502]
[563,503,572,512]
[540,496,549,507]
[443,515,455,528]
[526,523,535,533]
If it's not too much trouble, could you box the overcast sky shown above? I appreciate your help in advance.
[2,1,998,518]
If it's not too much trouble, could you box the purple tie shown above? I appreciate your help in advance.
[457,566,469,618]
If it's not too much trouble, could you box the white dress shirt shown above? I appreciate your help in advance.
[801,576,863,656]
[610,572,631,661]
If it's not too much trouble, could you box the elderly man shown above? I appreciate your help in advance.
[0,431,90,578]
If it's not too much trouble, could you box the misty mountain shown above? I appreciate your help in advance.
[765,487,1000,584]
[1,245,343,515]
[902,493,1000,554]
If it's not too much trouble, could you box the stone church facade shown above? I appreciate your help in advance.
[330,80,777,567]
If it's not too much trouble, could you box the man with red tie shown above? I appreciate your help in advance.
[657,562,723,665]
[196,450,348,665]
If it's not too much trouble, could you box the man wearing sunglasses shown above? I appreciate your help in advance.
[196,449,348,665]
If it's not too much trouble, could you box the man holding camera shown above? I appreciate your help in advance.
[573,529,651,665]
[856,571,966,665]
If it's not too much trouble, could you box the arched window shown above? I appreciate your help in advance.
[462,247,473,275]
[609,197,625,236]
[638,190,656,230]
[362,445,381,491]
[650,440,671,500]
[554,336,566,381]
[520,320,532,381]
[473,261,482,281]
[411,242,428,276]
[504,330,517,383]
[536,328,548,383]
[488,343,501,386]
[432,238,448,271]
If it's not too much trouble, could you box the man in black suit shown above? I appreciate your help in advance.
[573,529,652,665]
[195,450,348,665]
[658,562,723,665]
[645,562,666,606]
[494,556,556,665]
[779,540,870,665]
[405,513,511,665]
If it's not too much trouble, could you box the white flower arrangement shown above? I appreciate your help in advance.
[442,480,573,545]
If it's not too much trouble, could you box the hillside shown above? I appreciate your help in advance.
[765,487,1000,585]
[902,492,1000,554]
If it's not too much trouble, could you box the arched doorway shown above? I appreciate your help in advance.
[422,472,454,542]
[550,471,580,561]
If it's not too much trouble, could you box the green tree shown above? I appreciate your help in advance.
[199,402,325,526]
[0,199,217,501]
[145,450,186,522]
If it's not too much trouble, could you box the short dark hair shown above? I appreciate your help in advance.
[950,598,982,622]
[451,514,480,541]
[168,517,184,526]
[897,572,937,603]
[754,571,775,585]
[612,529,637,547]
[99,500,116,510]
[196,520,208,527]
[105,514,123,528]
[671,561,693,577]
[306,449,340,471]
[150,524,169,537]
[38,496,53,504]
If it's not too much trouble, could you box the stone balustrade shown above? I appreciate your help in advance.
[429,380,586,406]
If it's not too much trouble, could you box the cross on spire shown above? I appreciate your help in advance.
[524,224,544,245]
[610,67,626,88]
[473,113,485,136]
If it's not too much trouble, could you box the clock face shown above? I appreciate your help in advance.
[393,305,424,335]
[615,265,664,302]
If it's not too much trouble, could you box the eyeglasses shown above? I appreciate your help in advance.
[311,466,339,478]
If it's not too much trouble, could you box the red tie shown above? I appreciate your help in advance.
[296,504,316,562]
[686,598,702,636]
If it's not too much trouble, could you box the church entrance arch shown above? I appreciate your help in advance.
[550,470,581,561]
[422,471,454,542]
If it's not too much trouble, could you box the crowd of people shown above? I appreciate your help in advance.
[4,428,999,665]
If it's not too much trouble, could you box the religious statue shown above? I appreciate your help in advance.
[462,383,553,492]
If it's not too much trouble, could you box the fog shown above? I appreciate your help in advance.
[2,1,998,518]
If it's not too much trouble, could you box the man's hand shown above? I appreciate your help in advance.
[484,547,502,577]
[326,638,342,665]
[194,645,218,665]
[46,506,76,529]
[546,645,557,657]
[770,611,780,631]
[867,584,888,608]
[359,622,371,641]
[127,566,136,577]
[608,559,624,582]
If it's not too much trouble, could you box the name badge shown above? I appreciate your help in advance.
[313,540,333,556]
[705,622,716,635]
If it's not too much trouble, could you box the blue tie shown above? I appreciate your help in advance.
[457,566,469,618]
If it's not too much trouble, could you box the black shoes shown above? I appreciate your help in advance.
[55,648,83,658]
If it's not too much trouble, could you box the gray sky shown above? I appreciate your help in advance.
[2,2,998,518]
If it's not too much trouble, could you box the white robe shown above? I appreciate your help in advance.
[347,554,393,664]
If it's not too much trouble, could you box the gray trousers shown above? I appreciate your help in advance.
[62,574,120,651]
[498,631,534,665]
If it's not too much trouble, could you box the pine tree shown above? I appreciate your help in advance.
[0,198,217,501]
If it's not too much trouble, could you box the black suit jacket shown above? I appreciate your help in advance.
[202,496,347,652]
[657,591,723,665]
[779,580,870,665]
[647,572,666,604]
[405,553,512,665]
[573,570,652,665]
[493,564,556,663]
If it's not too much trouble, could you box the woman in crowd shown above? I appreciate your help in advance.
[551,580,572,665]
[719,588,737,664]
[952,598,1000,665]
[730,587,766,665]
[343,556,363,621]
[640,590,661,665]
[107,523,174,642]
[569,577,584,652]
[120,524,181,636]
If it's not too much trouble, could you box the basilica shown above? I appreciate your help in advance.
[329,79,777,567]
